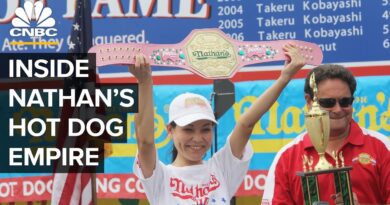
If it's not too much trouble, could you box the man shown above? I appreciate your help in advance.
[262,64,390,205]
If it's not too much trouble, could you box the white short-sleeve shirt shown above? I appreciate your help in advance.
[133,138,253,205]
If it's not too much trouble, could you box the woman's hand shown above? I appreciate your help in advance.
[281,43,306,81]
[128,54,152,84]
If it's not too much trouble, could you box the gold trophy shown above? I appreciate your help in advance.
[297,73,354,205]
[305,73,332,171]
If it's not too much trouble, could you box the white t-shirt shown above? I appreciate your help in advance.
[133,139,253,205]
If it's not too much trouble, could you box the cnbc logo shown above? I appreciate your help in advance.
[9,1,58,38]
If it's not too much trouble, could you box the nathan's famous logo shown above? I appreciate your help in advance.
[9,1,57,38]
[192,50,231,60]
[170,174,221,204]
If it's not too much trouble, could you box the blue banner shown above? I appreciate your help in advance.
[1,0,389,64]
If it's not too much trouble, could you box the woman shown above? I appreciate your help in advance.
[130,44,306,204]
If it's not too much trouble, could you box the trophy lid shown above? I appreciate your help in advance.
[305,72,327,116]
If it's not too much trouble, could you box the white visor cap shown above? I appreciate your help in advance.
[168,93,217,127]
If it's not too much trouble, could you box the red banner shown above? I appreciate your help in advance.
[0,170,267,203]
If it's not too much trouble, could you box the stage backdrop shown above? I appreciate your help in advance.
[0,0,389,202]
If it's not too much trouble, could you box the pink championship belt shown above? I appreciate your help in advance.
[88,28,323,79]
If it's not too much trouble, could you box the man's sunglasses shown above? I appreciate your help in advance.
[318,97,354,108]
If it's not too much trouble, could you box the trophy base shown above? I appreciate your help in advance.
[297,166,354,205]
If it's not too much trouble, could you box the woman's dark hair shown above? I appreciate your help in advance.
[170,121,178,162]
[304,64,357,99]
